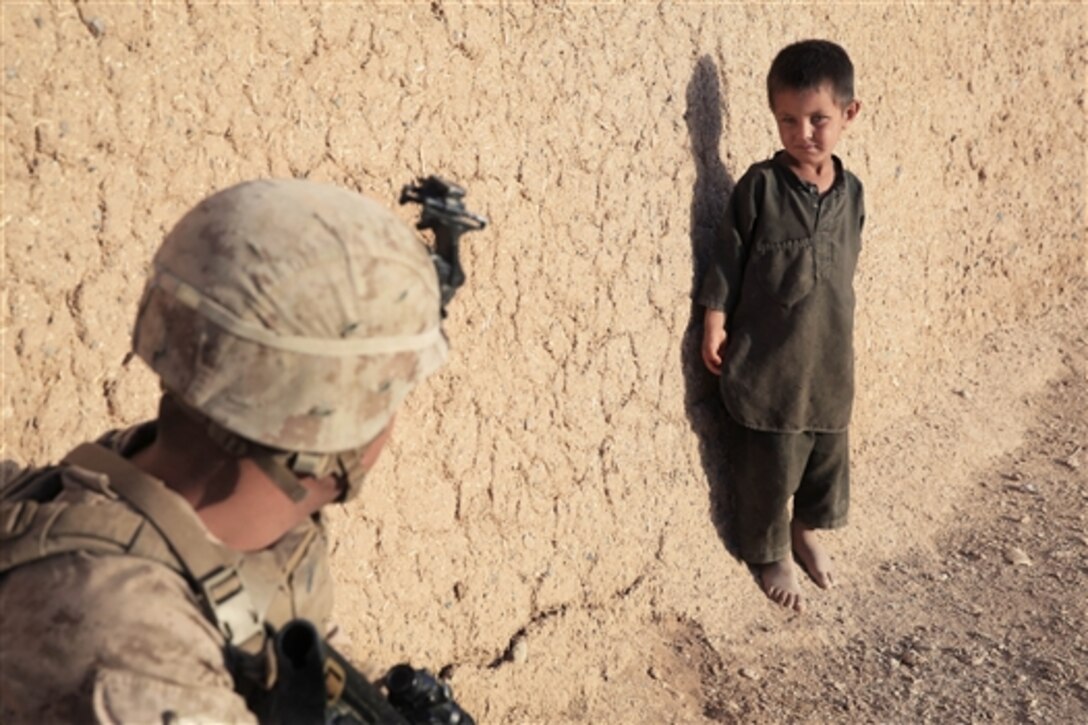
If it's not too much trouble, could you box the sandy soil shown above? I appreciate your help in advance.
[693,293,1088,724]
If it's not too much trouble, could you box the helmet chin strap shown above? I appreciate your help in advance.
[164,392,371,503]
[262,449,368,504]
[248,453,312,503]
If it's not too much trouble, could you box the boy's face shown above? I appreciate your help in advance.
[771,83,860,169]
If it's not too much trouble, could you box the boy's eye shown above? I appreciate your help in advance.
[812,116,828,125]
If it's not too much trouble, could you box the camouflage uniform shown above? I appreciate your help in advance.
[0,179,447,722]
[0,426,322,723]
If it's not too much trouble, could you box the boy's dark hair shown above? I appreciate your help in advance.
[767,39,854,109]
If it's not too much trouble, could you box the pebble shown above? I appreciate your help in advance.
[511,637,528,664]
[1005,547,1032,566]
[739,667,761,680]
[1005,481,1039,494]
[1059,450,1082,469]
[87,17,106,38]
[901,650,923,667]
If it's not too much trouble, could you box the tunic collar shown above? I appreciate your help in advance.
[771,150,845,197]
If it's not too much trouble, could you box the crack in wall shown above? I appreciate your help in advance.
[486,573,647,671]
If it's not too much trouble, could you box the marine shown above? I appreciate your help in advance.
[0,178,466,722]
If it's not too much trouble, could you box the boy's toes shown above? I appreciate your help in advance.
[791,521,835,590]
[810,565,833,590]
[760,562,805,613]
[803,567,833,590]
[772,588,803,612]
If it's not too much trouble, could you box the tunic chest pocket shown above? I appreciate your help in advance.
[751,238,816,307]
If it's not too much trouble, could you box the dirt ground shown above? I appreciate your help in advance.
[2,3,1086,723]
[693,295,1088,724]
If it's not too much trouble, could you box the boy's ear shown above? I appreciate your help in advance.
[844,99,861,123]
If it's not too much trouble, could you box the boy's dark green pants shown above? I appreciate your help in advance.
[724,414,850,564]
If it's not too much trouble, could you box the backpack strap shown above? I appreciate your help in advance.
[1,436,328,665]
[61,443,266,652]
[1,464,64,503]
[0,476,177,575]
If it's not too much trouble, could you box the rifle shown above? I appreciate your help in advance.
[266,618,475,725]
[399,176,488,318]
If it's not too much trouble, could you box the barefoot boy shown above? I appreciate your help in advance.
[699,40,864,612]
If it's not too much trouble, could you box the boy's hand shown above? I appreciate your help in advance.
[702,309,727,376]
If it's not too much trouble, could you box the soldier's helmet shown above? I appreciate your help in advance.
[132,179,448,499]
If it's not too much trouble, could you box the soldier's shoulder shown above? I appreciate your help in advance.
[1,555,253,724]
[2,550,198,623]
[1,459,26,486]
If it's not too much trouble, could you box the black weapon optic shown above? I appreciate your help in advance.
[400,176,487,318]
[270,619,475,725]
[385,664,475,725]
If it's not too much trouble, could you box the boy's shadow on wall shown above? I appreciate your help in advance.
[682,56,740,561]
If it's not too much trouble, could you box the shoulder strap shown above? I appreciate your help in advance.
[62,443,266,651]
[1,441,324,659]
[0,482,177,575]
[1,464,63,503]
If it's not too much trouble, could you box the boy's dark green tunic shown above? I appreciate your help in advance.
[699,151,865,433]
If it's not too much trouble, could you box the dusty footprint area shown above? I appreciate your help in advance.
[3,2,1086,722]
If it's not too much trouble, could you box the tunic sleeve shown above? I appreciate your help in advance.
[697,168,762,315]
[857,179,866,238]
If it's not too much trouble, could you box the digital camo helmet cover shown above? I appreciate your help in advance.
[133,179,448,455]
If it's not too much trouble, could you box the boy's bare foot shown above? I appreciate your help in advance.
[791,519,833,589]
[760,559,804,612]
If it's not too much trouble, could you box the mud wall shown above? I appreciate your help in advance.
[3,2,1084,721]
